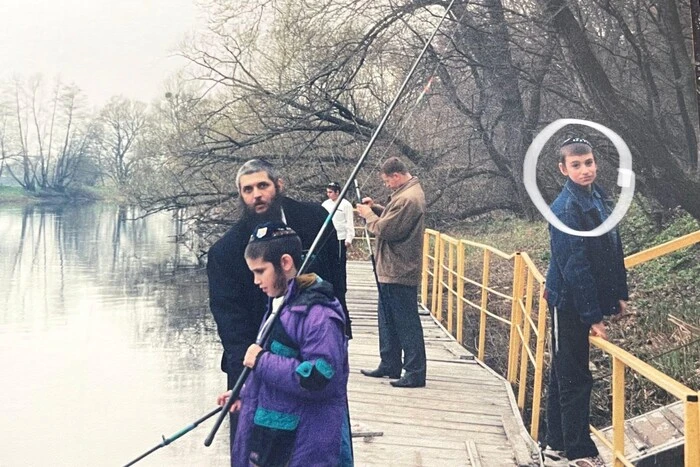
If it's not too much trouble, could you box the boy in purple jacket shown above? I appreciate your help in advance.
[218,222,352,466]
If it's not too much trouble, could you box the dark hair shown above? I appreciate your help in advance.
[236,159,281,190]
[326,182,340,193]
[380,157,408,175]
[559,137,593,164]
[244,223,302,269]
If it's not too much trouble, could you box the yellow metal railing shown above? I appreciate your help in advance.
[420,228,700,466]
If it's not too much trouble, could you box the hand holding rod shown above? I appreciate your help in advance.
[354,179,381,287]
[204,297,285,446]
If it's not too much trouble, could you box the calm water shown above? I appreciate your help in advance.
[0,204,230,466]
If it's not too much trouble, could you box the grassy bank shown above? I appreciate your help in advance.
[0,185,125,205]
[442,202,700,428]
[0,186,38,204]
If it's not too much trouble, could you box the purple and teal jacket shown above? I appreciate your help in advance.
[233,274,352,466]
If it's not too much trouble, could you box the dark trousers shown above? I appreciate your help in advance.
[377,283,426,382]
[545,306,599,459]
[227,370,241,467]
[338,240,348,292]
[337,240,352,338]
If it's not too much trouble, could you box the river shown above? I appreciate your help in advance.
[0,203,230,466]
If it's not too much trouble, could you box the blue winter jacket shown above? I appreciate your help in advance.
[545,178,629,325]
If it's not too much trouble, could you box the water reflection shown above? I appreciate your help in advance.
[0,204,230,466]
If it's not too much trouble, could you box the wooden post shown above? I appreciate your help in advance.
[477,249,491,362]
[456,241,465,344]
[612,357,625,467]
[507,253,524,383]
[530,282,548,440]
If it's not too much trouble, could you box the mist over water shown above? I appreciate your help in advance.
[0,204,230,466]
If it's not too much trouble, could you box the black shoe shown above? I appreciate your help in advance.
[360,368,401,379]
[390,376,426,388]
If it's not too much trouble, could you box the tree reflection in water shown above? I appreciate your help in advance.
[0,203,230,466]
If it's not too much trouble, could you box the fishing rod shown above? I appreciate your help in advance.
[204,0,456,447]
[123,407,221,467]
[354,179,381,288]
[123,1,457,464]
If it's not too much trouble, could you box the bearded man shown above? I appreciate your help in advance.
[206,159,349,461]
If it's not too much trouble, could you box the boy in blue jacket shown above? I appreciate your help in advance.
[544,137,629,467]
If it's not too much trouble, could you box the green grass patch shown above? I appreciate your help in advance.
[0,186,38,203]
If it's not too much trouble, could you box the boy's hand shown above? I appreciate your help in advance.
[618,300,627,315]
[610,300,633,323]
[217,390,242,413]
[590,322,607,340]
[243,344,264,368]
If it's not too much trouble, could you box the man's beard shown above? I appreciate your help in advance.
[241,192,284,224]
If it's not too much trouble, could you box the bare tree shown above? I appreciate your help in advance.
[133,0,700,227]
[96,96,148,188]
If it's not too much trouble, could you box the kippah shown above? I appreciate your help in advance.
[560,137,592,148]
[248,222,299,244]
[327,182,341,190]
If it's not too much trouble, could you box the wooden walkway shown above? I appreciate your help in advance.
[345,261,540,467]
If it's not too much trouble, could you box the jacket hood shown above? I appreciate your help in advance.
[283,274,344,321]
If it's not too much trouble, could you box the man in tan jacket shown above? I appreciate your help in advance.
[356,157,427,388]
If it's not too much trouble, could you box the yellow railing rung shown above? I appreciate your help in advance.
[460,239,514,259]
[625,231,700,269]
[459,296,481,311]
[480,311,511,326]
[591,337,696,400]
[590,426,635,467]
[514,325,536,366]
[474,286,511,301]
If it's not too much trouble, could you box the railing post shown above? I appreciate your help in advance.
[456,242,465,344]
[517,270,535,411]
[421,231,430,309]
[436,235,445,322]
[685,393,700,467]
[612,357,625,467]
[447,241,455,334]
[477,249,491,362]
[507,253,524,383]
[431,232,441,317]
[530,282,548,440]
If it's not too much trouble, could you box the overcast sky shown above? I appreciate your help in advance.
[0,0,205,105]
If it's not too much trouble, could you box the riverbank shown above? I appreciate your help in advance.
[0,185,126,205]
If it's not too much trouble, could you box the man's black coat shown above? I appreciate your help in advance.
[206,196,350,388]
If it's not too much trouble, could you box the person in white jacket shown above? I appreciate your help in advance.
[322,182,355,299]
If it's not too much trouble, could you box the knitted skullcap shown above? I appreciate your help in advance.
[248,222,299,244]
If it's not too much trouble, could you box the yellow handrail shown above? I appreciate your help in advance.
[419,228,700,466]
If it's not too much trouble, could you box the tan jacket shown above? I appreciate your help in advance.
[365,176,425,286]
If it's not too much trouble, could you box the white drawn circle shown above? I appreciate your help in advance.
[523,119,635,237]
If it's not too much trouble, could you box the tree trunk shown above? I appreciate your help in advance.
[543,0,700,219]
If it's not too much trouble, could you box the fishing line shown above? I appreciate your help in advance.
[355,2,470,192]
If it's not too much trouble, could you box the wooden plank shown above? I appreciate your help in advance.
[345,261,537,466]
[465,440,483,467]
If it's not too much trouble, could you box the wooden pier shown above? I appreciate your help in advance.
[345,261,540,466]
